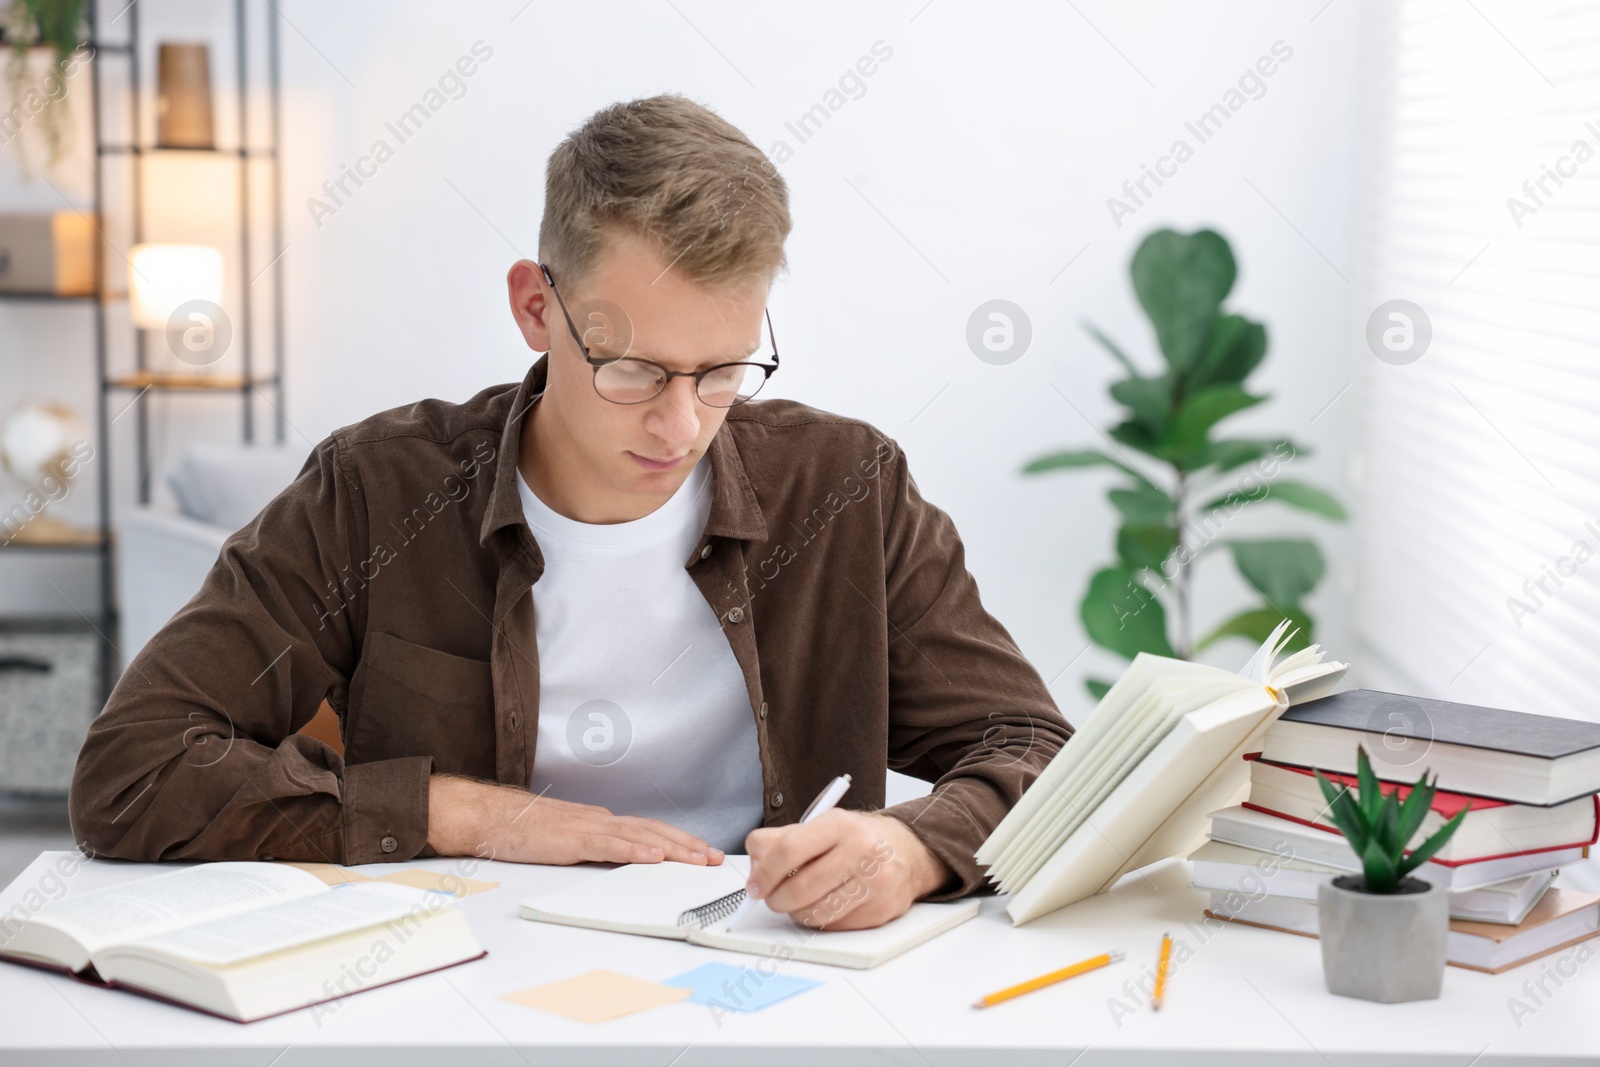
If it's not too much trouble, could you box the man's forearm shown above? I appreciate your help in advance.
[427,773,525,856]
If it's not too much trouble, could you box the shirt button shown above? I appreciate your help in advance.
[699,544,713,560]
[726,606,745,623]
[380,835,398,853]
[770,792,783,808]
[758,701,768,719]
[509,711,517,729]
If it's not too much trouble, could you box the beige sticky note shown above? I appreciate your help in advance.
[280,862,374,886]
[501,970,691,1023]
[368,868,499,898]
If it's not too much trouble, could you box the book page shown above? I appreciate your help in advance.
[28,862,327,954]
[997,673,1247,890]
[118,883,450,967]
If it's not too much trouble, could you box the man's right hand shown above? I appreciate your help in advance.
[426,774,723,866]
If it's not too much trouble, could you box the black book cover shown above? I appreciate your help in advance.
[1278,689,1600,760]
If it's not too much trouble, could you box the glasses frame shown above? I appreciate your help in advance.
[539,263,779,408]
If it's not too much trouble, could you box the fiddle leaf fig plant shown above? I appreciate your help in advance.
[1313,747,1469,894]
[1023,228,1346,698]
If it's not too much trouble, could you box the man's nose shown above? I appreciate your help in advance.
[652,375,703,443]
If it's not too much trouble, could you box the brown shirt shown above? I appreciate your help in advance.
[70,356,1074,900]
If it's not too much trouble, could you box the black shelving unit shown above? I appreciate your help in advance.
[0,0,285,704]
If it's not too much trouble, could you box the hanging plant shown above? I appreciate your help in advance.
[3,0,88,175]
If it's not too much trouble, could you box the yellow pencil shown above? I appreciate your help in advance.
[972,950,1123,1009]
[1153,931,1173,1011]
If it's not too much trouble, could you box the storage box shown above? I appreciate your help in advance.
[0,628,99,794]
[0,212,97,295]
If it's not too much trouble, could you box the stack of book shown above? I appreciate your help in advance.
[1191,689,1600,974]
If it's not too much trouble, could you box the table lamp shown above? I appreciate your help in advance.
[129,244,222,329]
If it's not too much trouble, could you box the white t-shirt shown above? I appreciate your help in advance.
[518,455,764,853]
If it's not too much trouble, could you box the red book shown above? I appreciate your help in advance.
[1241,753,1600,864]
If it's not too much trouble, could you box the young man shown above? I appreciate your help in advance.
[70,95,1073,931]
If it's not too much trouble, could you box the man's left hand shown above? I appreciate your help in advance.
[743,809,953,930]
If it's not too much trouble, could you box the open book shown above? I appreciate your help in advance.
[977,620,1347,925]
[518,857,978,969]
[0,862,485,1022]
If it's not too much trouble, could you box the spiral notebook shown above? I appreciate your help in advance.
[516,857,979,969]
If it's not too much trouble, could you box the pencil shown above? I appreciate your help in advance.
[1153,931,1173,1011]
[972,950,1123,1009]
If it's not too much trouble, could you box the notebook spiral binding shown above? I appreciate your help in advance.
[677,887,746,928]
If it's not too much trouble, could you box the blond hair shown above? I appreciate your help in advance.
[538,94,791,295]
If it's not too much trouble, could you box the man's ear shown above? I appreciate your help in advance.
[507,259,554,353]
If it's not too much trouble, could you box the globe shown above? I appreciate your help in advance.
[0,402,93,545]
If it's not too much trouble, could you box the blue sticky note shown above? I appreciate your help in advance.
[663,961,821,1013]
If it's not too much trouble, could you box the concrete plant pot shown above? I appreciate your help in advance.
[1317,874,1447,1003]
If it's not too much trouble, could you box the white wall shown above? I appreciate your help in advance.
[0,0,1369,726]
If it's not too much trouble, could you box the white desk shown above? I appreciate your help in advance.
[2,850,1596,1065]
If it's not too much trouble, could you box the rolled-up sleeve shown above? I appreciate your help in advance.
[69,436,435,865]
[874,439,1075,900]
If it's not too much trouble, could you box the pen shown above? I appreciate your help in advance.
[726,773,853,931]
[972,950,1123,1009]
[1153,931,1172,1010]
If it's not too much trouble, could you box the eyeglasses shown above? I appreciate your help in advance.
[540,263,779,407]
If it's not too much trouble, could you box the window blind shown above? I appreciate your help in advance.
[1351,0,1600,722]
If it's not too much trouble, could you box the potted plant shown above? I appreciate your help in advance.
[1313,747,1468,1003]
[1021,228,1345,699]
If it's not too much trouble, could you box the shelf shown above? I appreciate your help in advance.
[0,615,105,635]
[0,529,105,551]
[98,145,278,159]
[0,290,97,302]
[107,371,277,391]
[0,32,129,54]
[0,290,129,303]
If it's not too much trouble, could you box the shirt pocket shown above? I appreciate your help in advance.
[346,631,497,773]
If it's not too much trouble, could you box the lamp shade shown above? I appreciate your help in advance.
[156,43,216,149]
[129,244,222,329]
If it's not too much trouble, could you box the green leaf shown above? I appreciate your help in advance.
[1372,790,1403,857]
[1130,229,1237,372]
[1117,523,1177,571]
[1195,606,1312,653]
[1109,419,1164,461]
[1085,677,1113,701]
[1189,314,1267,390]
[1356,747,1382,825]
[1204,438,1306,473]
[1331,786,1369,846]
[1021,448,1156,491]
[1110,374,1173,435]
[1397,805,1470,879]
[1079,566,1176,660]
[1394,777,1435,851]
[1315,771,1368,850]
[1083,321,1140,377]
[1109,484,1175,525]
[1360,834,1400,894]
[1227,539,1326,608]
[1199,480,1347,521]
[1160,384,1267,463]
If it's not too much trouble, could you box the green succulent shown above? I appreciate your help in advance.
[1313,746,1469,895]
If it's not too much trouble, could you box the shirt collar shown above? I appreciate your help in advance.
[479,354,769,548]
